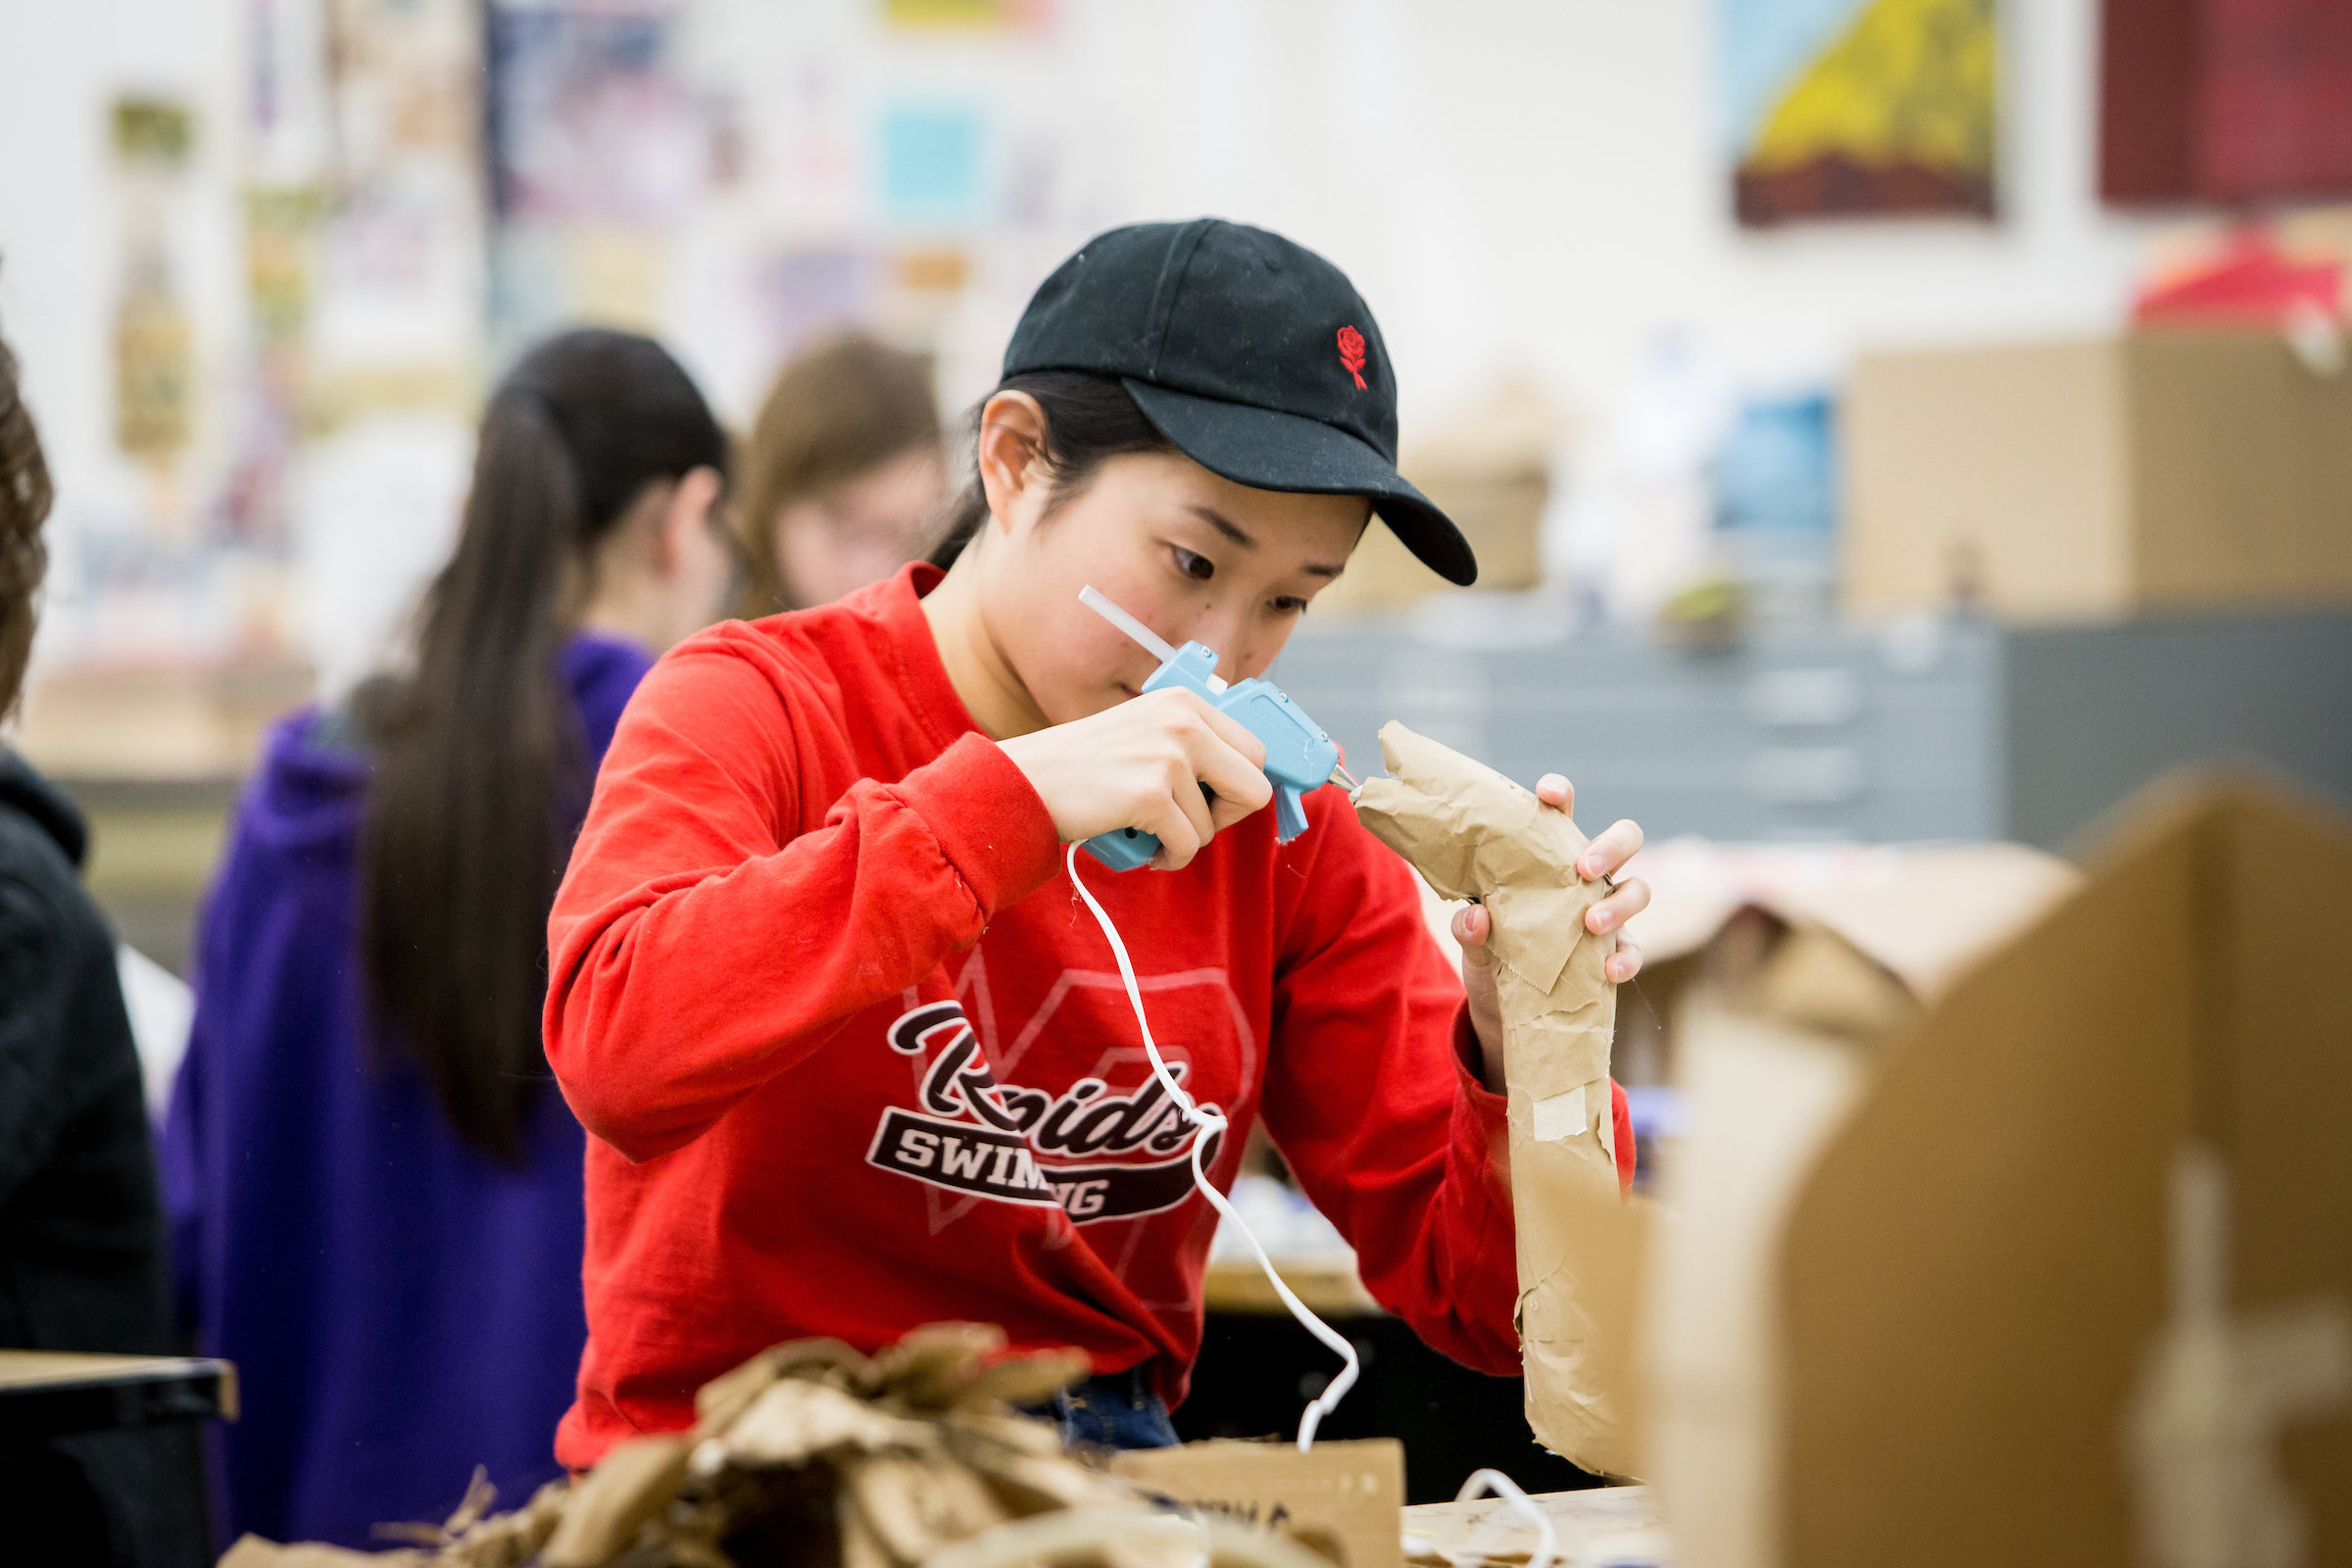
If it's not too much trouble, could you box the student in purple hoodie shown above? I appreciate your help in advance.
[163,329,730,1549]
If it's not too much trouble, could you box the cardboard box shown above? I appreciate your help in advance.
[1318,380,1558,614]
[1616,839,2082,1084]
[1112,1439,1403,1568]
[1776,776,2352,1566]
[1636,840,2079,1568]
[1843,330,2352,620]
[1645,780,2352,1566]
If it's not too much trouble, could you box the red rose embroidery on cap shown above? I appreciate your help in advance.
[1337,325,1367,389]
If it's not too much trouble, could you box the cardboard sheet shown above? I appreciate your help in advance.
[1772,777,2352,1566]
[1353,722,1642,1478]
[1644,1002,1874,1568]
[1112,1439,1403,1568]
[1639,839,2082,1568]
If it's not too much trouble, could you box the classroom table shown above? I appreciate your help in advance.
[1200,1256,1381,1316]
[1189,1259,1604,1504]
[0,1349,238,1442]
[1403,1484,1667,1568]
[0,1349,235,1562]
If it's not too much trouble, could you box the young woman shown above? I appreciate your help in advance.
[544,221,1650,1464]
[730,331,944,617]
[165,329,729,1547]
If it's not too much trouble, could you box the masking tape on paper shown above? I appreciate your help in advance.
[1533,1084,1586,1144]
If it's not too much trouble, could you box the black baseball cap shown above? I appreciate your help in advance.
[1003,219,1477,587]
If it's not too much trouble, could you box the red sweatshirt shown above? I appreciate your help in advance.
[544,564,1624,1470]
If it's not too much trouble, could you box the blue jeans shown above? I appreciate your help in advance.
[1047,1368,1179,1450]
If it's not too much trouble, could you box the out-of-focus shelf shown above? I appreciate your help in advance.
[12,658,312,783]
[1201,1258,1382,1317]
[1279,607,2352,852]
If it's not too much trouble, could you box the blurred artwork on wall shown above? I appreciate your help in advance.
[1722,0,1998,226]
[756,247,883,368]
[487,1,709,354]
[111,98,199,503]
[880,0,1053,32]
[489,1,704,227]
[878,102,990,231]
[2100,0,2352,205]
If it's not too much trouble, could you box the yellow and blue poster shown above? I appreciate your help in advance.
[881,0,1051,30]
[1723,0,1997,225]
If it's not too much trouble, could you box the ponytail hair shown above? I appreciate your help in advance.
[358,329,726,1164]
[928,370,1172,572]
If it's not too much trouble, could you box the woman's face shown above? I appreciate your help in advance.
[978,448,1369,728]
[772,445,946,608]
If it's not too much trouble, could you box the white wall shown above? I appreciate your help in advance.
[2,0,2174,622]
[652,0,2171,438]
[1019,0,2161,420]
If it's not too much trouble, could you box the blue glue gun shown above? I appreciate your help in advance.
[1077,585,1355,871]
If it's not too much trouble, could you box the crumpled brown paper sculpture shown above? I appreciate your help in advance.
[1352,721,1642,1478]
[215,1325,1333,1568]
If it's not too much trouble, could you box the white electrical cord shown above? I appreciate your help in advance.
[1065,843,1361,1451]
[1449,1469,1557,1568]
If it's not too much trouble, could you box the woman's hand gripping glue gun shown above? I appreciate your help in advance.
[1078,585,1358,871]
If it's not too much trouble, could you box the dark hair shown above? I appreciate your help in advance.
[0,322,52,718]
[357,328,726,1164]
[927,371,1173,572]
[732,333,941,617]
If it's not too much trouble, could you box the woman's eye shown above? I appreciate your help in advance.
[1173,548,1214,581]
[1271,596,1307,614]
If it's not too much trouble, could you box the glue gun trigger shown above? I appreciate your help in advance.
[1272,785,1312,843]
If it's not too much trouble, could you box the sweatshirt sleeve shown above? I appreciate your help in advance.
[545,640,1062,1161]
[1253,793,1523,1376]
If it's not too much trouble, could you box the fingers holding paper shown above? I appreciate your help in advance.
[1533,773,1646,983]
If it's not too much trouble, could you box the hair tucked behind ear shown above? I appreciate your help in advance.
[358,329,725,1165]
[0,323,52,719]
[928,370,1172,572]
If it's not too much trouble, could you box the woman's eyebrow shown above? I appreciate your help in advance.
[1187,504,1258,551]
[1185,502,1348,578]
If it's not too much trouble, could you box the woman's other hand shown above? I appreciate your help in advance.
[1453,772,1647,1091]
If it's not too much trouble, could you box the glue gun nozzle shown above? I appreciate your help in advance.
[1332,763,1361,794]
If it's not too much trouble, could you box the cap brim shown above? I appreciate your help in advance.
[1121,379,1478,587]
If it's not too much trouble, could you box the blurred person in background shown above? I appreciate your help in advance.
[729,331,944,617]
[0,314,205,1564]
[162,328,729,1549]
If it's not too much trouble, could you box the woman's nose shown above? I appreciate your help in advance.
[1182,609,1256,680]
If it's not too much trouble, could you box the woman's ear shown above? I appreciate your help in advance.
[976,392,1050,539]
[657,466,725,574]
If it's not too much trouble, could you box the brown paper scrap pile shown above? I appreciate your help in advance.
[1353,722,1643,1479]
[217,1325,1322,1568]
